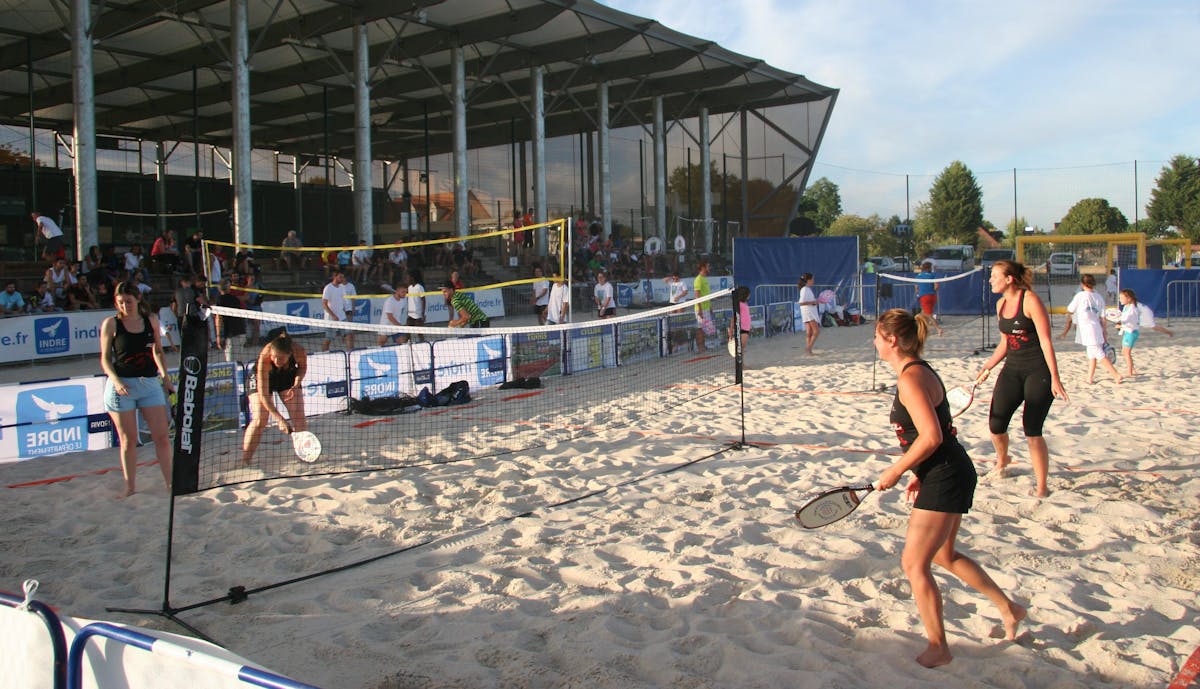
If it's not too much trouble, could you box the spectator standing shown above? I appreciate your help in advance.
[694,261,715,351]
[378,283,410,346]
[321,271,351,351]
[406,270,427,342]
[32,212,64,261]
[531,266,550,324]
[546,269,569,325]
[798,272,821,355]
[1104,269,1118,305]
[214,280,247,363]
[594,271,615,319]
[667,271,689,309]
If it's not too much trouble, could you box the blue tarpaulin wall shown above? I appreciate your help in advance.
[1118,268,1200,316]
[868,269,990,316]
[733,237,860,305]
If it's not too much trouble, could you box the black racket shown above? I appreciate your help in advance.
[794,483,878,529]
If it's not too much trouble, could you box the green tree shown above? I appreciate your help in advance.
[798,177,842,231]
[827,213,899,260]
[1056,198,1129,234]
[1130,217,1172,239]
[1146,154,1200,241]
[926,161,984,246]
[1005,217,1030,239]
[0,143,34,166]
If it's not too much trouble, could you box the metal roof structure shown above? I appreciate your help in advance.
[0,0,836,160]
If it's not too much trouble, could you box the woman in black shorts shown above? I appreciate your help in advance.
[874,308,1025,668]
[978,260,1068,497]
[241,330,308,465]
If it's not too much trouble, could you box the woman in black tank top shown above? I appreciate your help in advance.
[241,331,308,465]
[100,282,175,498]
[874,308,1025,668]
[978,260,1068,497]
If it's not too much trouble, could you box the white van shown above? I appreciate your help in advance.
[928,245,975,273]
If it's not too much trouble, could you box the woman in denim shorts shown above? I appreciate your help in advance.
[101,282,176,498]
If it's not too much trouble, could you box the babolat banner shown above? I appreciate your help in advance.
[171,314,209,495]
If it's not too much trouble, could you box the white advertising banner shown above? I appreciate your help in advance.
[0,375,115,462]
[259,287,506,331]
[349,343,435,399]
[431,335,508,391]
[0,310,115,364]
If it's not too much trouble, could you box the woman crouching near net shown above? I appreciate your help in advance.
[874,308,1025,667]
[101,281,176,498]
[978,260,1068,497]
[242,329,308,465]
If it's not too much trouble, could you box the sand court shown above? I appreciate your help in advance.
[2,315,1198,688]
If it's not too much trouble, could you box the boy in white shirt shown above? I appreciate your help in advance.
[378,283,410,346]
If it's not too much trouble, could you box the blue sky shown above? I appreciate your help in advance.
[599,0,1200,232]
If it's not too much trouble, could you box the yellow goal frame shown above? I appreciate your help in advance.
[1017,233,1147,272]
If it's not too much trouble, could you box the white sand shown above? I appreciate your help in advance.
[2,316,1198,688]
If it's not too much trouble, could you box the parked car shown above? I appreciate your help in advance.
[928,244,975,273]
[892,256,912,272]
[867,256,897,272]
[1047,252,1079,277]
[980,248,1016,271]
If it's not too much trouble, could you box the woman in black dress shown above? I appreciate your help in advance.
[873,308,1025,667]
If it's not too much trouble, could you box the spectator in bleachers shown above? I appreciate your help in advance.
[184,230,204,275]
[387,245,408,285]
[351,240,372,284]
[1,280,26,315]
[32,211,64,261]
[33,281,59,312]
[102,246,123,282]
[124,244,148,282]
[150,229,181,274]
[129,274,153,298]
[44,257,77,300]
[280,230,305,271]
[83,245,107,285]
[65,275,99,310]
[94,280,113,309]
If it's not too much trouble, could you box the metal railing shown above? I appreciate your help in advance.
[1165,279,1200,324]
[67,621,322,689]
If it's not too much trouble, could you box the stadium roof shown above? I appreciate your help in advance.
[0,0,836,160]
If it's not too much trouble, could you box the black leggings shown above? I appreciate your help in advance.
[988,364,1054,437]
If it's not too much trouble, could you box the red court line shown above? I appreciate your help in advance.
[352,418,395,429]
[1168,644,1200,689]
[501,391,544,401]
[7,459,159,489]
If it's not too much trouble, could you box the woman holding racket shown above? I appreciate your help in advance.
[242,329,308,465]
[874,308,1025,668]
[978,260,1068,497]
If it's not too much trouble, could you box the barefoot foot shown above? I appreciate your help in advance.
[1002,602,1028,641]
[916,644,953,668]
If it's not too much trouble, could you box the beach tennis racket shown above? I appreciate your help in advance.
[1103,306,1121,324]
[945,369,990,418]
[727,337,737,357]
[291,430,322,463]
[795,483,878,529]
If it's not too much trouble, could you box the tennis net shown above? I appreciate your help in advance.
[175,288,738,494]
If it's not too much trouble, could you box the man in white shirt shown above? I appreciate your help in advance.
[322,270,351,351]
[531,266,551,325]
[1104,269,1118,305]
[667,271,689,309]
[594,271,615,319]
[546,269,569,325]
[32,212,64,260]
[378,283,409,346]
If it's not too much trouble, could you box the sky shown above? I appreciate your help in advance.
[598,0,1200,232]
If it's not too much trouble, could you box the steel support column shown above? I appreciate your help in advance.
[597,82,612,242]
[451,45,469,238]
[354,24,374,243]
[653,96,666,241]
[531,66,547,255]
[71,0,97,256]
[230,0,253,246]
[699,107,712,254]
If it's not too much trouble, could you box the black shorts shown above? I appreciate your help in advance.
[406,316,424,326]
[598,307,615,317]
[913,452,977,513]
[535,304,548,316]
[44,235,64,255]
